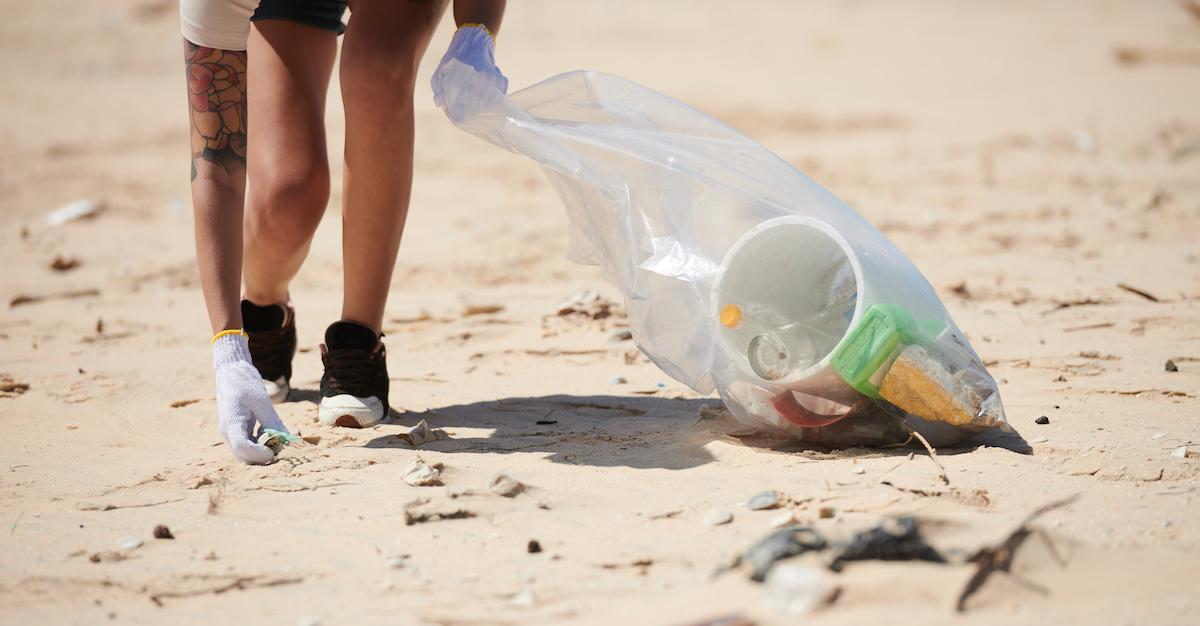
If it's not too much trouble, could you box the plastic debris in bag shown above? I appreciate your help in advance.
[433,61,1008,445]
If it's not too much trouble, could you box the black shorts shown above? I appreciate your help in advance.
[252,0,349,36]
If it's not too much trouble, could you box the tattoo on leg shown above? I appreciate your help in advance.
[184,41,247,181]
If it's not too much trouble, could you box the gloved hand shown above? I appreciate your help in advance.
[212,332,289,465]
[432,23,507,109]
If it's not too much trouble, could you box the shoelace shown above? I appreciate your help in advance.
[322,347,380,397]
[248,325,292,379]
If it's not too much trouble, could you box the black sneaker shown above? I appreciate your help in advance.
[241,299,296,403]
[318,321,388,428]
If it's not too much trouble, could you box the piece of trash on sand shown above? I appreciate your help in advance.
[488,473,525,497]
[153,524,174,540]
[825,516,944,572]
[49,255,80,272]
[257,428,305,456]
[117,537,144,551]
[722,517,943,581]
[746,490,783,511]
[462,304,504,317]
[394,419,448,446]
[45,199,101,226]
[762,564,839,616]
[1030,436,1049,444]
[851,464,865,475]
[402,456,444,486]
[704,509,734,526]
[1171,446,1190,459]
[725,526,827,582]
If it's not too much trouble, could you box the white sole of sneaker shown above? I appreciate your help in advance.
[263,376,290,403]
[318,394,385,428]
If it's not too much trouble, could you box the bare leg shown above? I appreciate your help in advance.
[242,20,338,306]
[339,0,448,333]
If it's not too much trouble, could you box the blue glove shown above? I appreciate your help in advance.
[432,24,507,109]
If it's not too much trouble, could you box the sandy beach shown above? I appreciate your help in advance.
[2,1,1199,624]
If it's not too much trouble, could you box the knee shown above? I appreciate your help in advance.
[247,162,330,246]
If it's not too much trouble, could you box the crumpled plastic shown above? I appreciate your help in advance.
[433,62,1009,446]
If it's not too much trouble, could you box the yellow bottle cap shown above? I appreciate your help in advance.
[719,304,743,329]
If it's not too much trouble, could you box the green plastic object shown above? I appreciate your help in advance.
[830,304,916,398]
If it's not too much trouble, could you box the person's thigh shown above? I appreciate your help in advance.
[340,0,446,97]
[246,19,337,214]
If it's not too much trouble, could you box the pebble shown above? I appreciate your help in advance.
[117,537,143,551]
[704,509,733,526]
[610,376,627,385]
[510,589,536,608]
[746,490,783,511]
[152,524,174,540]
[1171,446,1189,459]
[488,473,525,497]
[851,465,865,475]
[1165,359,1178,372]
[386,556,406,570]
[762,563,838,616]
[527,540,542,554]
[817,506,836,519]
[1031,437,1049,444]
[1035,415,1050,425]
[769,511,797,528]
[609,329,633,342]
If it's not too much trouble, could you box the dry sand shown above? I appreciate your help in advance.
[2,1,1199,624]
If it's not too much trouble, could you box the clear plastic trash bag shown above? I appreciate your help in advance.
[434,62,1009,446]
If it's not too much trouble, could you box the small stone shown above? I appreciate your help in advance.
[762,563,838,616]
[152,524,174,540]
[1171,446,1189,459]
[1031,437,1049,444]
[703,509,733,526]
[769,511,797,528]
[1035,415,1050,425]
[609,329,633,342]
[610,376,627,385]
[817,506,835,519]
[386,556,406,569]
[510,589,536,608]
[851,465,866,475]
[747,490,783,511]
[65,424,79,430]
[402,456,444,487]
[116,537,143,551]
[488,473,525,497]
[1165,359,1178,372]
[527,540,542,554]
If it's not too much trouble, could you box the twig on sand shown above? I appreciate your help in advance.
[149,575,303,606]
[1116,282,1161,302]
[9,288,100,308]
[956,494,1079,612]
[910,431,949,485]
[77,497,186,512]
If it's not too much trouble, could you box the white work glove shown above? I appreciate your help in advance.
[212,332,288,465]
[432,23,508,110]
